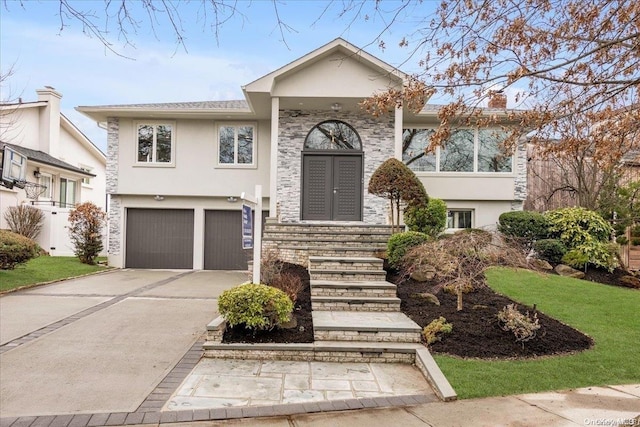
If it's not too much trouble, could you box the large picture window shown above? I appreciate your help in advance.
[402,128,513,173]
[218,124,255,166]
[137,123,173,164]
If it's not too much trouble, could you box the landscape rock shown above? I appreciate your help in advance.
[411,292,440,306]
[554,264,586,279]
[530,258,553,270]
[620,275,640,289]
[411,265,437,282]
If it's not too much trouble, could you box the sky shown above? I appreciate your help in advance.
[0,1,440,153]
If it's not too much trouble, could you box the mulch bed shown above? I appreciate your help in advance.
[388,269,594,359]
[579,266,631,287]
[222,261,602,360]
[222,262,314,343]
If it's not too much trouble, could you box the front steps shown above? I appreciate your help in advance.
[204,221,457,402]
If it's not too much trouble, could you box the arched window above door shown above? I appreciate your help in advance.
[304,120,362,150]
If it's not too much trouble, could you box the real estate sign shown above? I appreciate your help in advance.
[242,203,253,249]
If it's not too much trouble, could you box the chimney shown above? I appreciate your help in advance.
[35,87,62,156]
[488,91,507,109]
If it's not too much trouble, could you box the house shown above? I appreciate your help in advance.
[0,87,107,256]
[77,38,527,270]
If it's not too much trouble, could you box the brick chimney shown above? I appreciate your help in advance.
[488,91,507,109]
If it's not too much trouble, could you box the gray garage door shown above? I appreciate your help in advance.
[204,210,267,270]
[125,208,194,269]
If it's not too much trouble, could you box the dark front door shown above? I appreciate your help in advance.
[302,153,363,221]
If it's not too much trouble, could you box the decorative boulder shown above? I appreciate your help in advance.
[554,264,586,279]
[411,292,440,306]
[411,265,437,282]
[530,258,553,271]
[620,275,640,289]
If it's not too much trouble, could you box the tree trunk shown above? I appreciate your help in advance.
[457,288,463,311]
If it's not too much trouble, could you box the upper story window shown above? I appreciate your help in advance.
[402,128,512,173]
[217,123,255,166]
[137,123,174,164]
[79,165,92,185]
[305,120,362,150]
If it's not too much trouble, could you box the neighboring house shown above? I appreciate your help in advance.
[77,38,526,270]
[0,87,107,256]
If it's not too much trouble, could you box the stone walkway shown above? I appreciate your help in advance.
[164,359,436,411]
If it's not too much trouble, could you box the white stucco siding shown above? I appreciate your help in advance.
[58,126,106,209]
[273,52,402,98]
[0,107,41,150]
[418,175,516,201]
[115,118,271,197]
[444,200,513,230]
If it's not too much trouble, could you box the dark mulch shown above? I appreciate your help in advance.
[388,269,594,359]
[581,267,632,287]
[222,262,314,343]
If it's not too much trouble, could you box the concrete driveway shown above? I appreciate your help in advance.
[0,269,246,418]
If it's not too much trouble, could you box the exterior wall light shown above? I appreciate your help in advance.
[331,103,342,112]
[153,195,164,201]
[227,196,238,203]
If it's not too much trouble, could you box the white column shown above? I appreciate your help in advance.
[394,105,403,159]
[192,207,204,270]
[269,97,279,218]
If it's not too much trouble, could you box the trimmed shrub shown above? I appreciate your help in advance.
[387,231,430,267]
[546,207,617,271]
[0,230,39,270]
[422,316,453,345]
[404,198,447,237]
[562,243,619,272]
[498,210,549,248]
[533,239,567,264]
[218,283,293,331]
[545,207,613,246]
[3,205,45,239]
[369,158,428,232]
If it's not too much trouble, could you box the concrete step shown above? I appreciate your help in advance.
[311,295,401,312]
[304,246,386,258]
[310,280,397,298]
[312,311,422,343]
[263,222,394,235]
[309,256,384,272]
[309,269,387,281]
[203,340,422,363]
[263,236,390,246]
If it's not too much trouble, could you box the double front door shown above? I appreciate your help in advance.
[301,153,363,221]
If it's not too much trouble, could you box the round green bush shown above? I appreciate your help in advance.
[387,231,430,267]
[545,207,612,246]
[0,229,39,270]
[533,239,567,264]
[404,198,447,237]
[218,283,293,331]
[497,210,550,247]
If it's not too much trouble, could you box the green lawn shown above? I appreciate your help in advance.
[0,256,109,293]
[434,267,640,399]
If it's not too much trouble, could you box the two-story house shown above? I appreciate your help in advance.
[0,87,107,256]
[78,38,526,270]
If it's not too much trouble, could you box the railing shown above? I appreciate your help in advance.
[29,200,77,209]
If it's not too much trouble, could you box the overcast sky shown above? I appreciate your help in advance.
[0,1,441,152]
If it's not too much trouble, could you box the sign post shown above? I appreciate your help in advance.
[240,185,262,284]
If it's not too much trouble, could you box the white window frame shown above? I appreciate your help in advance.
[38,173,53,200]
[59,177,78,207]
[79,165,93,186]
[215,122,257,168]
[402,127,514,174]
[447,209,474,230]
[134,122,176,167]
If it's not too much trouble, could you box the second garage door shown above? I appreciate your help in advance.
[204,210,268,270]
[125,208,194,269]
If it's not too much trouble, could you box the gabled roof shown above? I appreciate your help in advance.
[60,113,106,162]
[0,142,95,177]
[243,38,409,94]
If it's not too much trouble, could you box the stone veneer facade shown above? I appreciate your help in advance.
[106,118,121,257]
[277,110,395,224]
